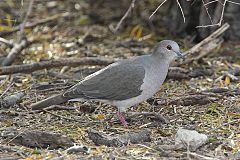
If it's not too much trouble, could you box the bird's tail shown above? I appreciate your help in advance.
[30,94,69,110]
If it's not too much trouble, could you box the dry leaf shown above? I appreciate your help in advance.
[96,114,105,121]
[225,76,231,85]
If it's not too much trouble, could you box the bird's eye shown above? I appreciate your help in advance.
[166,45,172,50]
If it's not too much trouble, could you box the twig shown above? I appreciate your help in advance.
[202,87,230,93]
[1,37,35,66]
[113,0,136,32]
[150,0,185,23]
[202,0,213,24]
[180,23,229,58]
[1,39,28,66]
[227,0,240,5]
[211,119,240,131]
[197,0,227,28]
[176,0,185,23]
[149,0,168,19]
[218,0,227,26]
[185,151,218,160]
[12,130,74,149]
[204,0,221,6]
[0,12,71,37]
[182,37,223,64]
[0,82,13,98]
[38,105,78,111]
[222,119,240,126]
[0,57,115,75]
[0,37,13,47]
[88,129,151,147]
[0,92,24,108]
[18,0,34,42]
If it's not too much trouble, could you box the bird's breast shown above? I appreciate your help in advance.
[140,63,169,99]
[111,59,169,112]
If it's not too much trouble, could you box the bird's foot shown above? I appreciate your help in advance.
[116,111,128,127]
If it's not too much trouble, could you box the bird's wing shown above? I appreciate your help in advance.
[63,60,145,101]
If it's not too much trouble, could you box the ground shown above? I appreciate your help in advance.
[0,1,240,160]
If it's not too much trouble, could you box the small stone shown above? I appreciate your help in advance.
[175,128,208,151]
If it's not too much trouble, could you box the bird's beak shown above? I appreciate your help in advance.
[175,51,184,59]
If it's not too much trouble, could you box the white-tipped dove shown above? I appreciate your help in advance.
[30,40,184,127]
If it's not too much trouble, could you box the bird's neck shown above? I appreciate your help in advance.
[151,55,170,69]
[144,56,169,79]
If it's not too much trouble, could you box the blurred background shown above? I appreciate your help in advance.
[0,0,240,64]
[1,0,240,41]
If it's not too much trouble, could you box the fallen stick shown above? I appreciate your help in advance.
[88,129,151,147]
[0,37,13,47]
[17,0,34,42]
[0,57,115,75]
[0,12,71,37]
[175,23,230,66]
[183,23,229,57]
[12,130,74,149]
[202,87,240,95]
[185,151,219,160]
[112,0,136,32]
[1,38,34,66]
[182,38,224,65]
[0,92,24,108]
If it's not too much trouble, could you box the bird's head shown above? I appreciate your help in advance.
[153,40,184,61]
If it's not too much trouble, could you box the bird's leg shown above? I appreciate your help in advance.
[116,111,128,127]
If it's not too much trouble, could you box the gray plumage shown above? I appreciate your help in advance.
[30,40,183,111]
[63,60,145,100]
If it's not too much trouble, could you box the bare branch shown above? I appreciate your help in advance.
[0,37,13,47]
[1,38,34,66]
[0,92,24,108]
[113,0,136,32]
[149,0,168,19]
[202,0,213,24]
[18,0,35,42]
[88,129,151,147]
[150,0,238,28]
[204,0,223,6]
[218,0,227,26]
[196,24,219,28]
[0,82,13,98]
[176,0,186,23]
[184,23,230,57]
[0,57,115,75]
[150,0,185,23]
[227,0,240,5]
[197,0,227,28]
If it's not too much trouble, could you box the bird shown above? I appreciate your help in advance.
[30,40,184,127]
